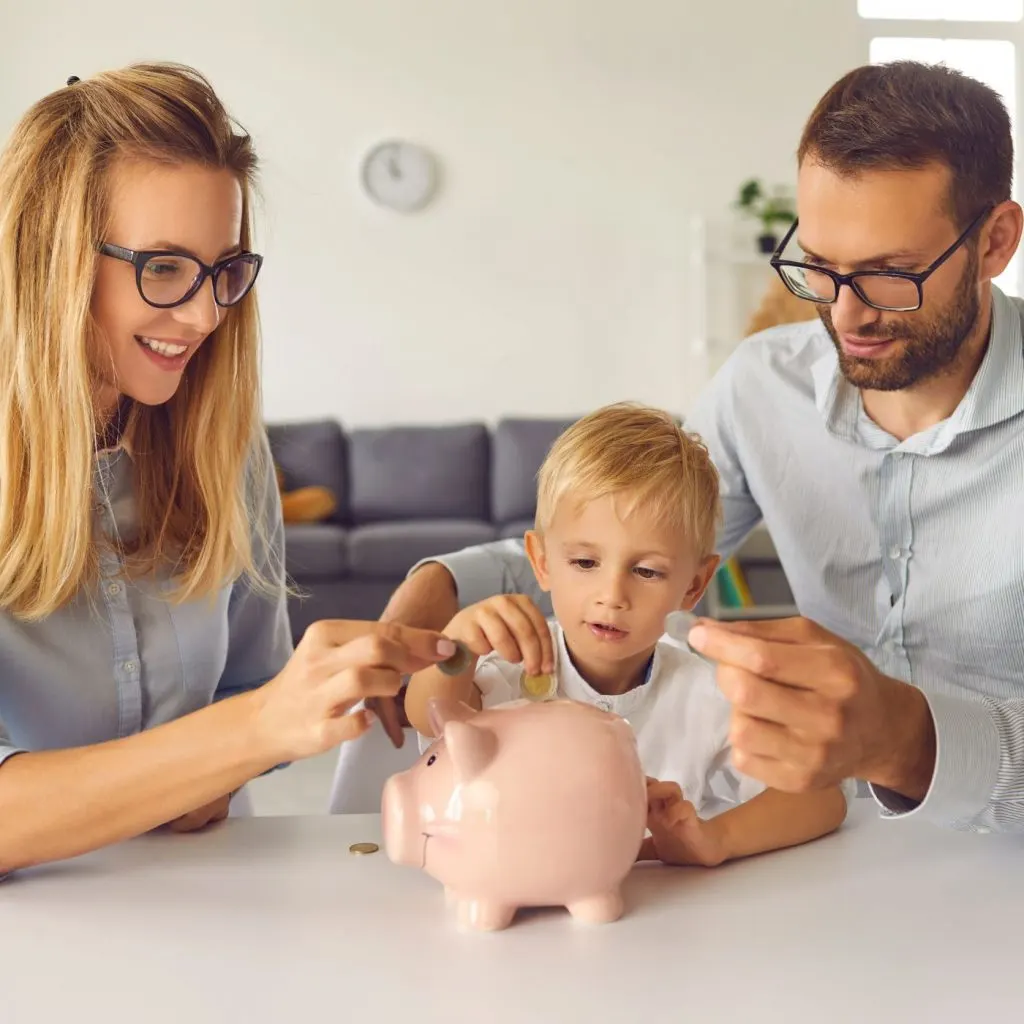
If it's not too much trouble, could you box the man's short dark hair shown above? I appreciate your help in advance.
[798,60,1013,229]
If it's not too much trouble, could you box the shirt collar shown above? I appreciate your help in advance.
[811,286,1024,453]
[554,623,658,719]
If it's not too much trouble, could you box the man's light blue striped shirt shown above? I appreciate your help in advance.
[424,286,1024,833]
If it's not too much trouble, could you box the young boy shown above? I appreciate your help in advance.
[405,403,848,867]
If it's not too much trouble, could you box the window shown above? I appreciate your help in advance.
[861,6,1020,295]
[859,0,1022,20]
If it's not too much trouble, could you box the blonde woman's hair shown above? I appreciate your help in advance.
[535,402,721,558]
[0,62,272,619]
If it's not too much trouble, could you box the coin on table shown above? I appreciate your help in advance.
[349,842,380,855]
[520,668,557,701]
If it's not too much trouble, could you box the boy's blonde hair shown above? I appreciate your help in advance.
[0,62,270,619]
[535,402,720,558]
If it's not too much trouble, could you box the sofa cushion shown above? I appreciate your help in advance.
[499,519,533,541]
[267,419,348,524]
[348,423,490,524]
[348,520,497,579]
[491,417,577,523]
[283,523,348,580]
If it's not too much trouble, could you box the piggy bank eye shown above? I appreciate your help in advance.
[426,754,437,766]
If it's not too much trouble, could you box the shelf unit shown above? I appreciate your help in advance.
[687,213,779,385]
[701,523,798,621]
[687,219,799,621]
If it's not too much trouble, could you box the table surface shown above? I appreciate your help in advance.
[0,799,1016,1024]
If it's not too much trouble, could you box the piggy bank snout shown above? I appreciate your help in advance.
[381,774,413,865]
[382,770,425,864]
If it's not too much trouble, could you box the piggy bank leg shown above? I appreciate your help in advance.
[566,888,624,924]
[454,896,516,931]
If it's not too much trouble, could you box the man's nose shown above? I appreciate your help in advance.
[829,283,881,336]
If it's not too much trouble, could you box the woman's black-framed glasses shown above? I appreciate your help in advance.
[769,206,990,313]
[98,243,263,309]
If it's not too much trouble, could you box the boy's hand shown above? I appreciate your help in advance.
[446,595,554,676]
[643,778,726,868]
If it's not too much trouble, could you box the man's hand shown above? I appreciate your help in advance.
[687,616,936,800]
[640,779,726,867]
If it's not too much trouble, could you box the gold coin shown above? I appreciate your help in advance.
[521,671,556,700]
[349,842,379,855]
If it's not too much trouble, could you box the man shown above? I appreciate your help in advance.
[376,61,1024,834]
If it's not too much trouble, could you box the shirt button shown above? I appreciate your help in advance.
[596,699,611,712]
[106,582,121,596]
[123,660,137,674]
[889,546,902,559]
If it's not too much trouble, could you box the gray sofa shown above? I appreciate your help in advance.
[266,416,576,642]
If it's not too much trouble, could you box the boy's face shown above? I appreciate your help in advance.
[525,493,718,689]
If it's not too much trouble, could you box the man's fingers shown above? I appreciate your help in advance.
[718,666,840,734]
[691,616,823,644]
[690,626,847,692]
[725,751,820,794]
[366,695,405,748]
[729,709,798,761]
[727,714,834,790]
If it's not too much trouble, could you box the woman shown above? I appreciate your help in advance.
[0,62,455,873]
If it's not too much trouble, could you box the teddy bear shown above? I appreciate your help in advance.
[275,463,337,524]
[744,271,817,336]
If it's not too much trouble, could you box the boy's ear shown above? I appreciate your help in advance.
[524,530,551,592]
[681,554,720,610]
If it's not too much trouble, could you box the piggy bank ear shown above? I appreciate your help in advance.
[427,697,477,736]
[444,720,498,781]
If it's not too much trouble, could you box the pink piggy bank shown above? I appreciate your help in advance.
[380,697,648,931]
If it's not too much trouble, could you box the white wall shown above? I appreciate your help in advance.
[1,0,866,426]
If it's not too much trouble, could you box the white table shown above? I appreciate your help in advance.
[0,799,1017,1024]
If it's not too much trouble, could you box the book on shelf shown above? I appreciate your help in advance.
[715,557,754,609]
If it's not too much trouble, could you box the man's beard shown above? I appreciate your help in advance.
[818,251,981,391]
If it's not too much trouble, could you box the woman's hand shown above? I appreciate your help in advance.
[164,792,233,832]
[251,620,456,763]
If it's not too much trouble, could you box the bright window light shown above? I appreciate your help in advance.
[870,36,1019,295]
[859,0,1022,20]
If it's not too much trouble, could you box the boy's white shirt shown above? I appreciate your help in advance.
[419,620,777,817]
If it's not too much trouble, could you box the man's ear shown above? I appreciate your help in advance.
[979,200,1023,284]
[681,554,720,610]
[524,530,551,592]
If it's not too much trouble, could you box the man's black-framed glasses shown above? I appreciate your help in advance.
[769,206,990,313]
[98,243,263,309]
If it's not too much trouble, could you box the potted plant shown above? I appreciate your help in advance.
[734,178,797,254]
